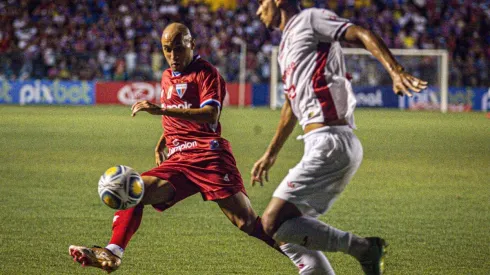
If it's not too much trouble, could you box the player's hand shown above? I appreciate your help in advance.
[131,100,165,116]
[155,149,167,166]
[390,69,428,97]
[250,153,277,186]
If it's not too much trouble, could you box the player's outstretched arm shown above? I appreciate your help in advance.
[251,98,297,186]
[131,100,218,123]
[342,25,428,96]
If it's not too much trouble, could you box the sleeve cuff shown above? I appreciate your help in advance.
[200,99,221,108]
[334,22,353,41]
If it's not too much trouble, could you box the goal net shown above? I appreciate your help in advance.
[270,47,449,112]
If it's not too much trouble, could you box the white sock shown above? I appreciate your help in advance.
[106,244,124,258]
[273,216,352,253]
[280,243,334,275]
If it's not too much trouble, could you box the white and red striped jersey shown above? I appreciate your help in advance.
[278,8,357,129]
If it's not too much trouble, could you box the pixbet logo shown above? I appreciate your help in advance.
[168,139,198,156]
[117,82,159,105]
[19,80,92,105]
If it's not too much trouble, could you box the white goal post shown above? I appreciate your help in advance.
[270,47,449,113]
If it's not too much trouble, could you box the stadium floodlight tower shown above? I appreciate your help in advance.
[270,47,449,113]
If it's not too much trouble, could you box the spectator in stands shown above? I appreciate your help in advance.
[0,0,488,87]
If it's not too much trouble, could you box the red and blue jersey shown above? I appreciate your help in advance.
[160,55,230,157]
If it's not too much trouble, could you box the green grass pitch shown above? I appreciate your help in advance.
[0,105,488,274]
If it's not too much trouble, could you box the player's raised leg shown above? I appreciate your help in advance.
[69,176,176,273]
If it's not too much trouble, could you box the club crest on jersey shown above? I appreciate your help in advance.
[175,83,187,98]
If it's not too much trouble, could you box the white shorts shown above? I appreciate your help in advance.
[273,125,363,217]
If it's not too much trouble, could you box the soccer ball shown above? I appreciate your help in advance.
[98,165,145,210]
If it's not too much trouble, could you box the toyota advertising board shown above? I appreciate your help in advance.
[95,81,252,106]
[96,82,160,105]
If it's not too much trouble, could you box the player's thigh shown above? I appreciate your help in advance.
[215,191,257,233]
[140,176,175,205]
[262,197,303,237]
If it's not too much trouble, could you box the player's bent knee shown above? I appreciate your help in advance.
[140,176,176,205]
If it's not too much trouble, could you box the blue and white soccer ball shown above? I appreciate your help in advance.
[97,165,145,210]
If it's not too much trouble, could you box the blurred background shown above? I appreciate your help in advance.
[0,0,488,110]
[1,0,488,85]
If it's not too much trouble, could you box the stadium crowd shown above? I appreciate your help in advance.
[0,0,488,86]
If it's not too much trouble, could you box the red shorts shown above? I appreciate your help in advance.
[141,149,246,211]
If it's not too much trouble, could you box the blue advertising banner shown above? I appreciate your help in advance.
[352,86,399,108]
[252,84,489,111]
[398,86,490,111]
[470,87,490,111]
[252,84,269,107]
[0,80,95,105]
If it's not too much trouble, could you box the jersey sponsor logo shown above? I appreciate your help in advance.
[172,139,180,146]
[223,174,230,182]
[161,101,193,109]
[117,82,156,105]
[175,83,187,98]
[168,139,198,157]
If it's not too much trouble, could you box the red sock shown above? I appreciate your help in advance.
[249,216,277,249]
[108,204,144,249]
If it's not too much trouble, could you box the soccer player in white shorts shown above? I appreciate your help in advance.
[252,1,428,274]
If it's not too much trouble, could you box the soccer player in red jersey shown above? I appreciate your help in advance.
[68,23,279,273]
